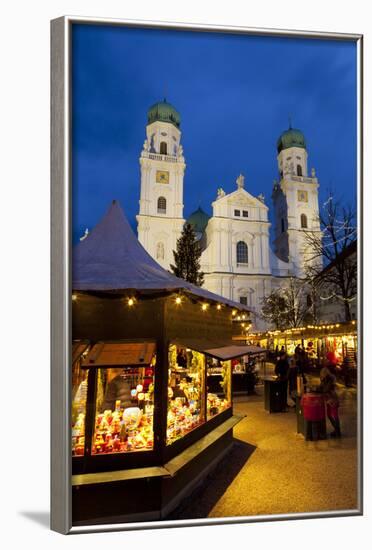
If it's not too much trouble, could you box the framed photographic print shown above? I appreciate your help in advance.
[51,16,363,534]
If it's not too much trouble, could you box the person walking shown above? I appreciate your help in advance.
[287,358,298,407]
[295,346,308,384]
[320,367,341,438]
[275,351,290,408]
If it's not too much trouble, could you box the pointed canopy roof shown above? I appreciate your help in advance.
[72,201,249,311]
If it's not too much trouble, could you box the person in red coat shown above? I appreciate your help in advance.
[320,367,341,437]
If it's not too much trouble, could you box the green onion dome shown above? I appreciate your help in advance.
[147,99,181,129]
[186,207,210,234]
[277,127,306,153]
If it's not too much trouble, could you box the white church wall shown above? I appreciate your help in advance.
[137,102,325,330]
[137,113,186,270]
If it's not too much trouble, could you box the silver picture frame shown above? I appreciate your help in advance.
[51,15,363,534]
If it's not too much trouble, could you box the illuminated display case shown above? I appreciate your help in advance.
[72,339,235,474]
[167,345,206,445]
[71,294,243,477]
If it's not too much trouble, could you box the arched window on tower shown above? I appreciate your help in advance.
[157,196,166,214]
[301,213,308,228]
[160,141,167,155]
[281,218,285,233]
[237,241,248,264]
[156,242,165,260]
[297,164,303,176]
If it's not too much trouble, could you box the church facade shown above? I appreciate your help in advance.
[137,100,322,328]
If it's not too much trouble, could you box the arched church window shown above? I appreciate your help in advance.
[157,196,167,214]
[160,141,167,155]
[156,242,165,260]
[301,213,308,228]
[281,218,285,233]
[237,241,248,264]
[297,164,303,176]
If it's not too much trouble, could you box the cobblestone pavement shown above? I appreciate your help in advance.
[170,376,359,520]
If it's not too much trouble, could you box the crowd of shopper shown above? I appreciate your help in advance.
[274,346,342,438]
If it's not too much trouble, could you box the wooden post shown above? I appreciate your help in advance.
[153,301,169,463]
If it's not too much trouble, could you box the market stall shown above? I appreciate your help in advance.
[243,322,357,367]
[71,201,253,525]
[205,345,266,395]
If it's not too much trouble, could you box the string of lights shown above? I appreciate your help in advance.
[71,292,249,318]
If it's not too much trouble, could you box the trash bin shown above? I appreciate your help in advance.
[300,392,327,441]
[264,378,287,413]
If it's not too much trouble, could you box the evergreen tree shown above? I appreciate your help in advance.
[171,223,204,286]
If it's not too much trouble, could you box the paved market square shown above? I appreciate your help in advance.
[170,375,358,520]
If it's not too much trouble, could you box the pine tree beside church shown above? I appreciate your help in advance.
[170,223,204,286]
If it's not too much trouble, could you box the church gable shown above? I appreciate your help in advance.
[225,188,268,210]
[212,185,269,222]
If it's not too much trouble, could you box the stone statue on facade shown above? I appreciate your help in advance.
[217,187,226,199]
[236,173,245,189]
[258,193,265,203]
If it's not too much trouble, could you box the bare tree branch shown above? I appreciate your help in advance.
[303,194,357,321]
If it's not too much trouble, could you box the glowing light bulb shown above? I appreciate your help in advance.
[175,296,182,305]
[72,294,77,301]
[217,304,221,310]
[128,298,134,306]
[232,310,237,317]
[201,303,208,311]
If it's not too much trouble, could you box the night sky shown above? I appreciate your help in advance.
[72,24,357,244]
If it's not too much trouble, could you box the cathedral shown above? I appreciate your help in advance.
[136,99,322,328]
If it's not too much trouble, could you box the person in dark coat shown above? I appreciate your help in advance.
[275,352,289,380]
[275,352,290,408]
[102,372,132,412]
[287,358,298,405]
[295,348,308,391]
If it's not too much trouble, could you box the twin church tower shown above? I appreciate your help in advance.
[137,99,321,326]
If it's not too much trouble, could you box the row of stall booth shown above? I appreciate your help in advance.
[71,201,263,526]
[237,322,357,368]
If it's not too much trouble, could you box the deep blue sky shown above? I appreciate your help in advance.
[72,24,357,244]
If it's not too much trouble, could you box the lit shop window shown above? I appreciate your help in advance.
[206,359,232,419]
[71,341,90,457]
[91,362,155,454]
[167,345,206,445]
